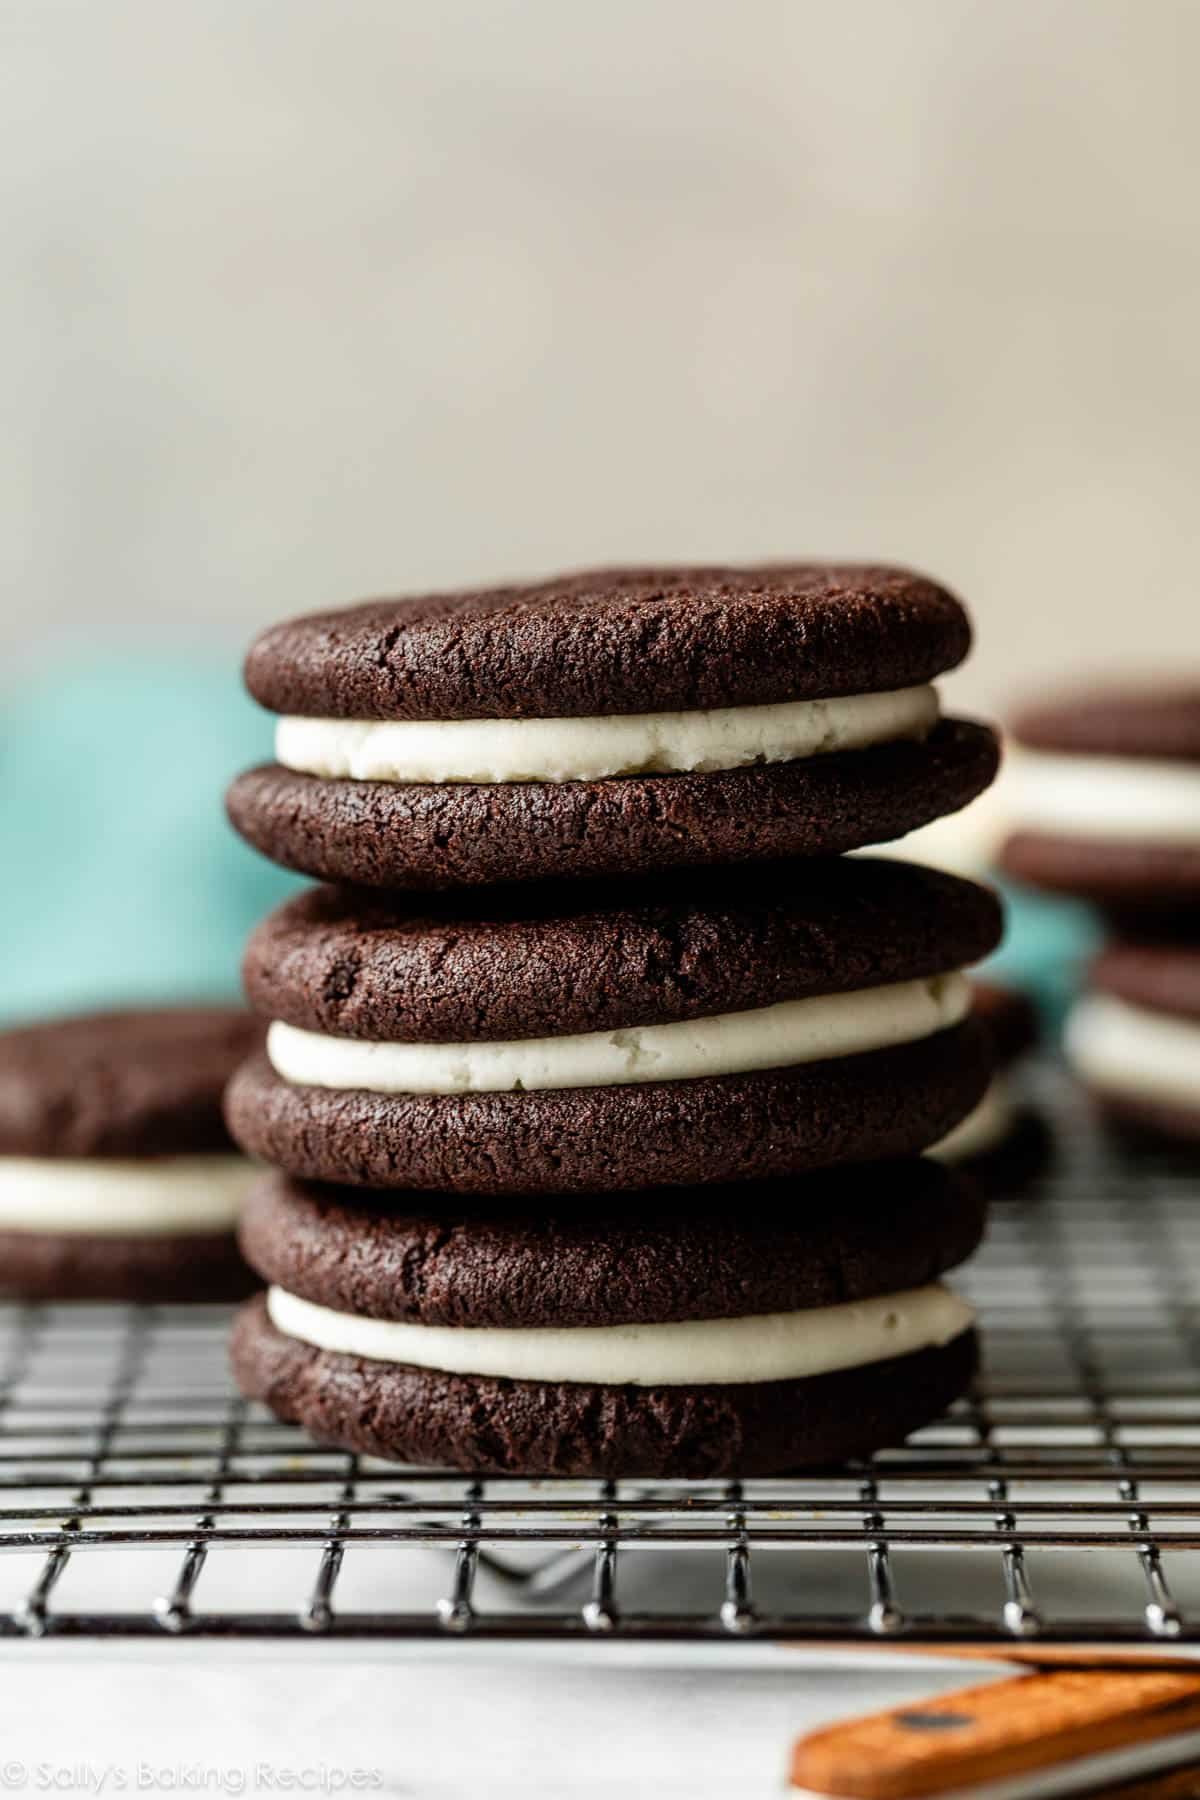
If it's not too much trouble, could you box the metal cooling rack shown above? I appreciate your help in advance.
[2,1059,1199,1648]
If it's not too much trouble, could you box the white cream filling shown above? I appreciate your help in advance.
[267,1282,973,1387]
[1008,749,1200,845]
[1066,993,1200,1109]
[929,1078,1015,1163]
[0,1155,255,1237]
[266,972,970,1096]
[275,684,939,785]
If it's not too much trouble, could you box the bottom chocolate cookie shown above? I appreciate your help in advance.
[232,1294,978,1477]
[226,1021,990,1195]
[228,720,999,891]
[0,1228,255,1303]
[1096,1094,1200,1149]
[1000,832,1200,914]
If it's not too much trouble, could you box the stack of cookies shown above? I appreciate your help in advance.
[999,683,1200,1144]
[224,564,1003,1476]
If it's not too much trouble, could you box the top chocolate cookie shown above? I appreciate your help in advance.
[243,858,1003,1042]
[245,564,972,721]
[0,1006,264,1159]
[1011,683,1200,763]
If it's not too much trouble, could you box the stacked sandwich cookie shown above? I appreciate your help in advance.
[1000,682,1200,1143]
[0,1008,262,1300]
[1066,942,1200,1145]
[228,564,997,889]
[228,864,1000,1195]
[1000,683,1200,923]
[225,563,1003,1476]
[232,1168,985,1478]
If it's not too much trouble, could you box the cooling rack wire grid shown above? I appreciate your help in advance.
[1,1062,1198,1647]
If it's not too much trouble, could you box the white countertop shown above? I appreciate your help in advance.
[0,1654,985,1799]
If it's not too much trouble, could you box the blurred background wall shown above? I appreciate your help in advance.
[2,0,1197,1015]
[6,0,1198,707]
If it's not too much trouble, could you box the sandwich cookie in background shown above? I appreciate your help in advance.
[0,1008,263,1299]
[930,979,1048,1186]
[999,682,1200,921]
[232,1161,985,1477]
[225,858,1003,1195]
[227,564,999,889]
[1067,941,1200,1146]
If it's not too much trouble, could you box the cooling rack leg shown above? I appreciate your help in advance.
[861,1479,904,1636]
[989,1476,1042,1638]
[720,1483,757,1635]
[437,1484,482,1632]
[582,1487,619,1633]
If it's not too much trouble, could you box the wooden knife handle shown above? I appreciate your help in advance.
[790,1669,1200,1798]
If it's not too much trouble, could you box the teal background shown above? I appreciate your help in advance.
[0,661,302,1024]
[985,885,1100,1033]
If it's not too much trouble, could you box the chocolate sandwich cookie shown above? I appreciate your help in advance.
[226,857,1003,1194]
[0,1007,264,1300]
[228,564,998,889]
[930,979,1047,1182]
[1066,942,1200,1144]
[999,683,1200,916]
[232,1163,983,1475]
